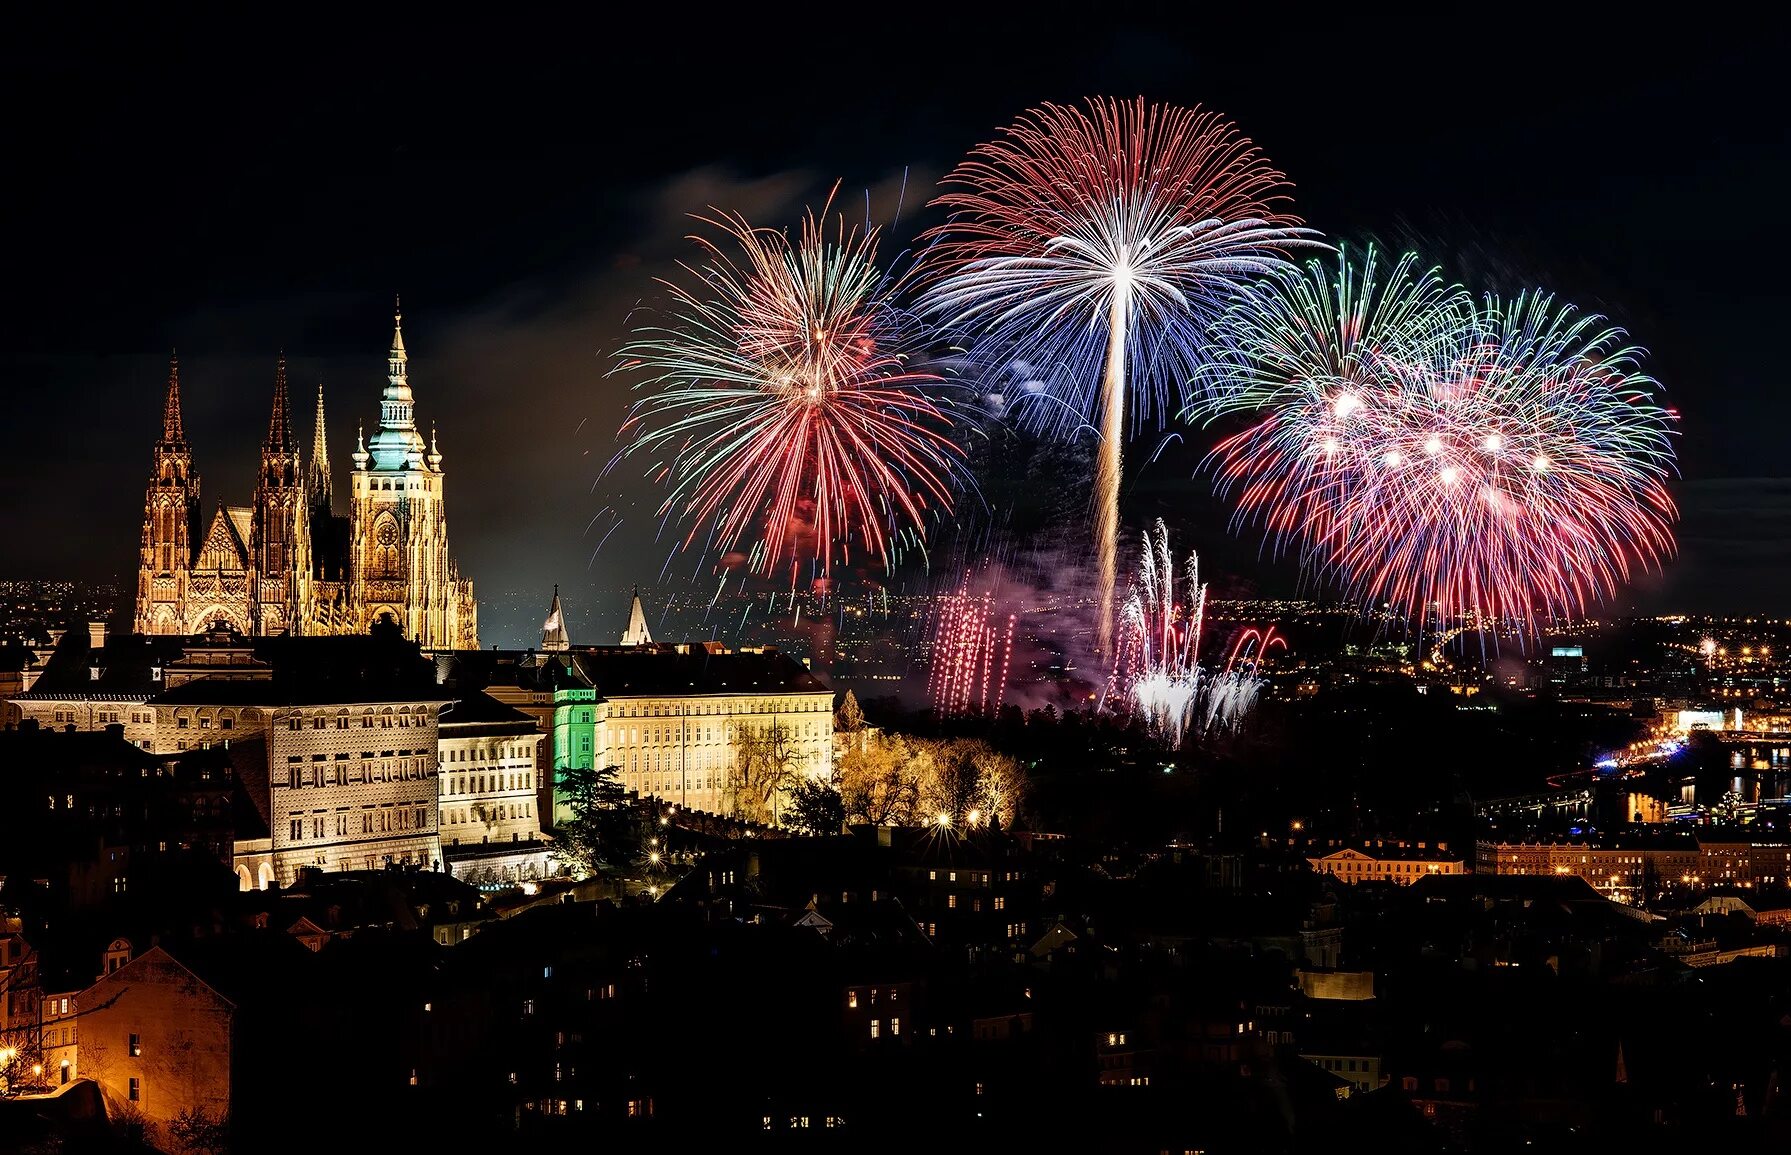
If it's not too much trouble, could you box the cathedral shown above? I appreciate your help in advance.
[132,304,479,649]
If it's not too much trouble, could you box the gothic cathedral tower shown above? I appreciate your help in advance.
[133,354,202,633]
[132,304,476,648]
[251,355,311,634]
[347,302,478,650]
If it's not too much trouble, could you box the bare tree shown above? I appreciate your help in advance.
[729,720,803,825]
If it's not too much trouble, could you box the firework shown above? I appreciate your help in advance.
[1111,522,1281,746]
[1201,627,1285,733]
[1200,247,1678,631]
[921,97,1317,656]
[1112,520,1207,747]
[616,199,970,586]
[929,572,1015,717]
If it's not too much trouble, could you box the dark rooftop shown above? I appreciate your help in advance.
[438,690,536,729]
[442,644,829,700]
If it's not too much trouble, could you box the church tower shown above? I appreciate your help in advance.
[133,352,202,633]
[347,300,477,650]
[251,355,311,634]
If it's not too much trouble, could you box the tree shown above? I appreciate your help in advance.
[838,732,921,825]
[837,732,1027,828]
[168,1107,231,1155]
[835,689,866,733]
[787,776,847,836]
[555,763,642,878]
[729,721,805,825]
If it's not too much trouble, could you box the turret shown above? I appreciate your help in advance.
[621,587,653,646]
[541,585,570,651]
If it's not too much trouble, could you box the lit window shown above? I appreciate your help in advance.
[869,1020,880,1039]
[847,991,857,1008]
[129,1033,141,1057]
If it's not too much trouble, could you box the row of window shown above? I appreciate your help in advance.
[447,773,532,796]
[611,699,829,718]
[284,759,430,789]
[927,869,1001,885]
[443,745,528,763]
[445,801,533,825]
[54,709,145,725]
[286,711,428,731]
[174,715,233,730]
[286,805,430,841]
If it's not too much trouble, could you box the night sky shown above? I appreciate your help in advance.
[3,10,1787,645]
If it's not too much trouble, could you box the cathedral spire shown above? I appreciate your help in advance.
[307,382,333,513]
[388,296,408,385]
[265,353,293,455]
[161,350,186,445]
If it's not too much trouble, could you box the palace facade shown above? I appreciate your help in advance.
[132,304,477,649]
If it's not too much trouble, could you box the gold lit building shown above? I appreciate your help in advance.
[132,304,477,649]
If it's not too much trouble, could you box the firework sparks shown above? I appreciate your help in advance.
[616,195,971,587]
[929,572,1016,717]
[920,97,1318,656]
[1110,521,1280,746]
[1112,520,1207,747]
[1199,246,1678,632]
[1202,627,1285,733]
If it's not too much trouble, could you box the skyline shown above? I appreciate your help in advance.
[4,11,1787,646]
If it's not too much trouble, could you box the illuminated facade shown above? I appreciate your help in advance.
[1307,843,1467,885]
[439,692,552,885]
[141,646,451,888]
[549,646,833,819]
[131,306,477,649]
[1476,832,1791,901]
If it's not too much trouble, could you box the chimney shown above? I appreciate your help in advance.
[88,621,108,650]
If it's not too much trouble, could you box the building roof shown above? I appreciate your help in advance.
[12,630,192,699]
[440,644,828,700]
[568,646,828,698]
[14,628,446,705]
[439,690,536,731]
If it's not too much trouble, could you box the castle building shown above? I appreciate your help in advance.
[548,646,834,822]
[132,304,477,649]
[437,691,552,887]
